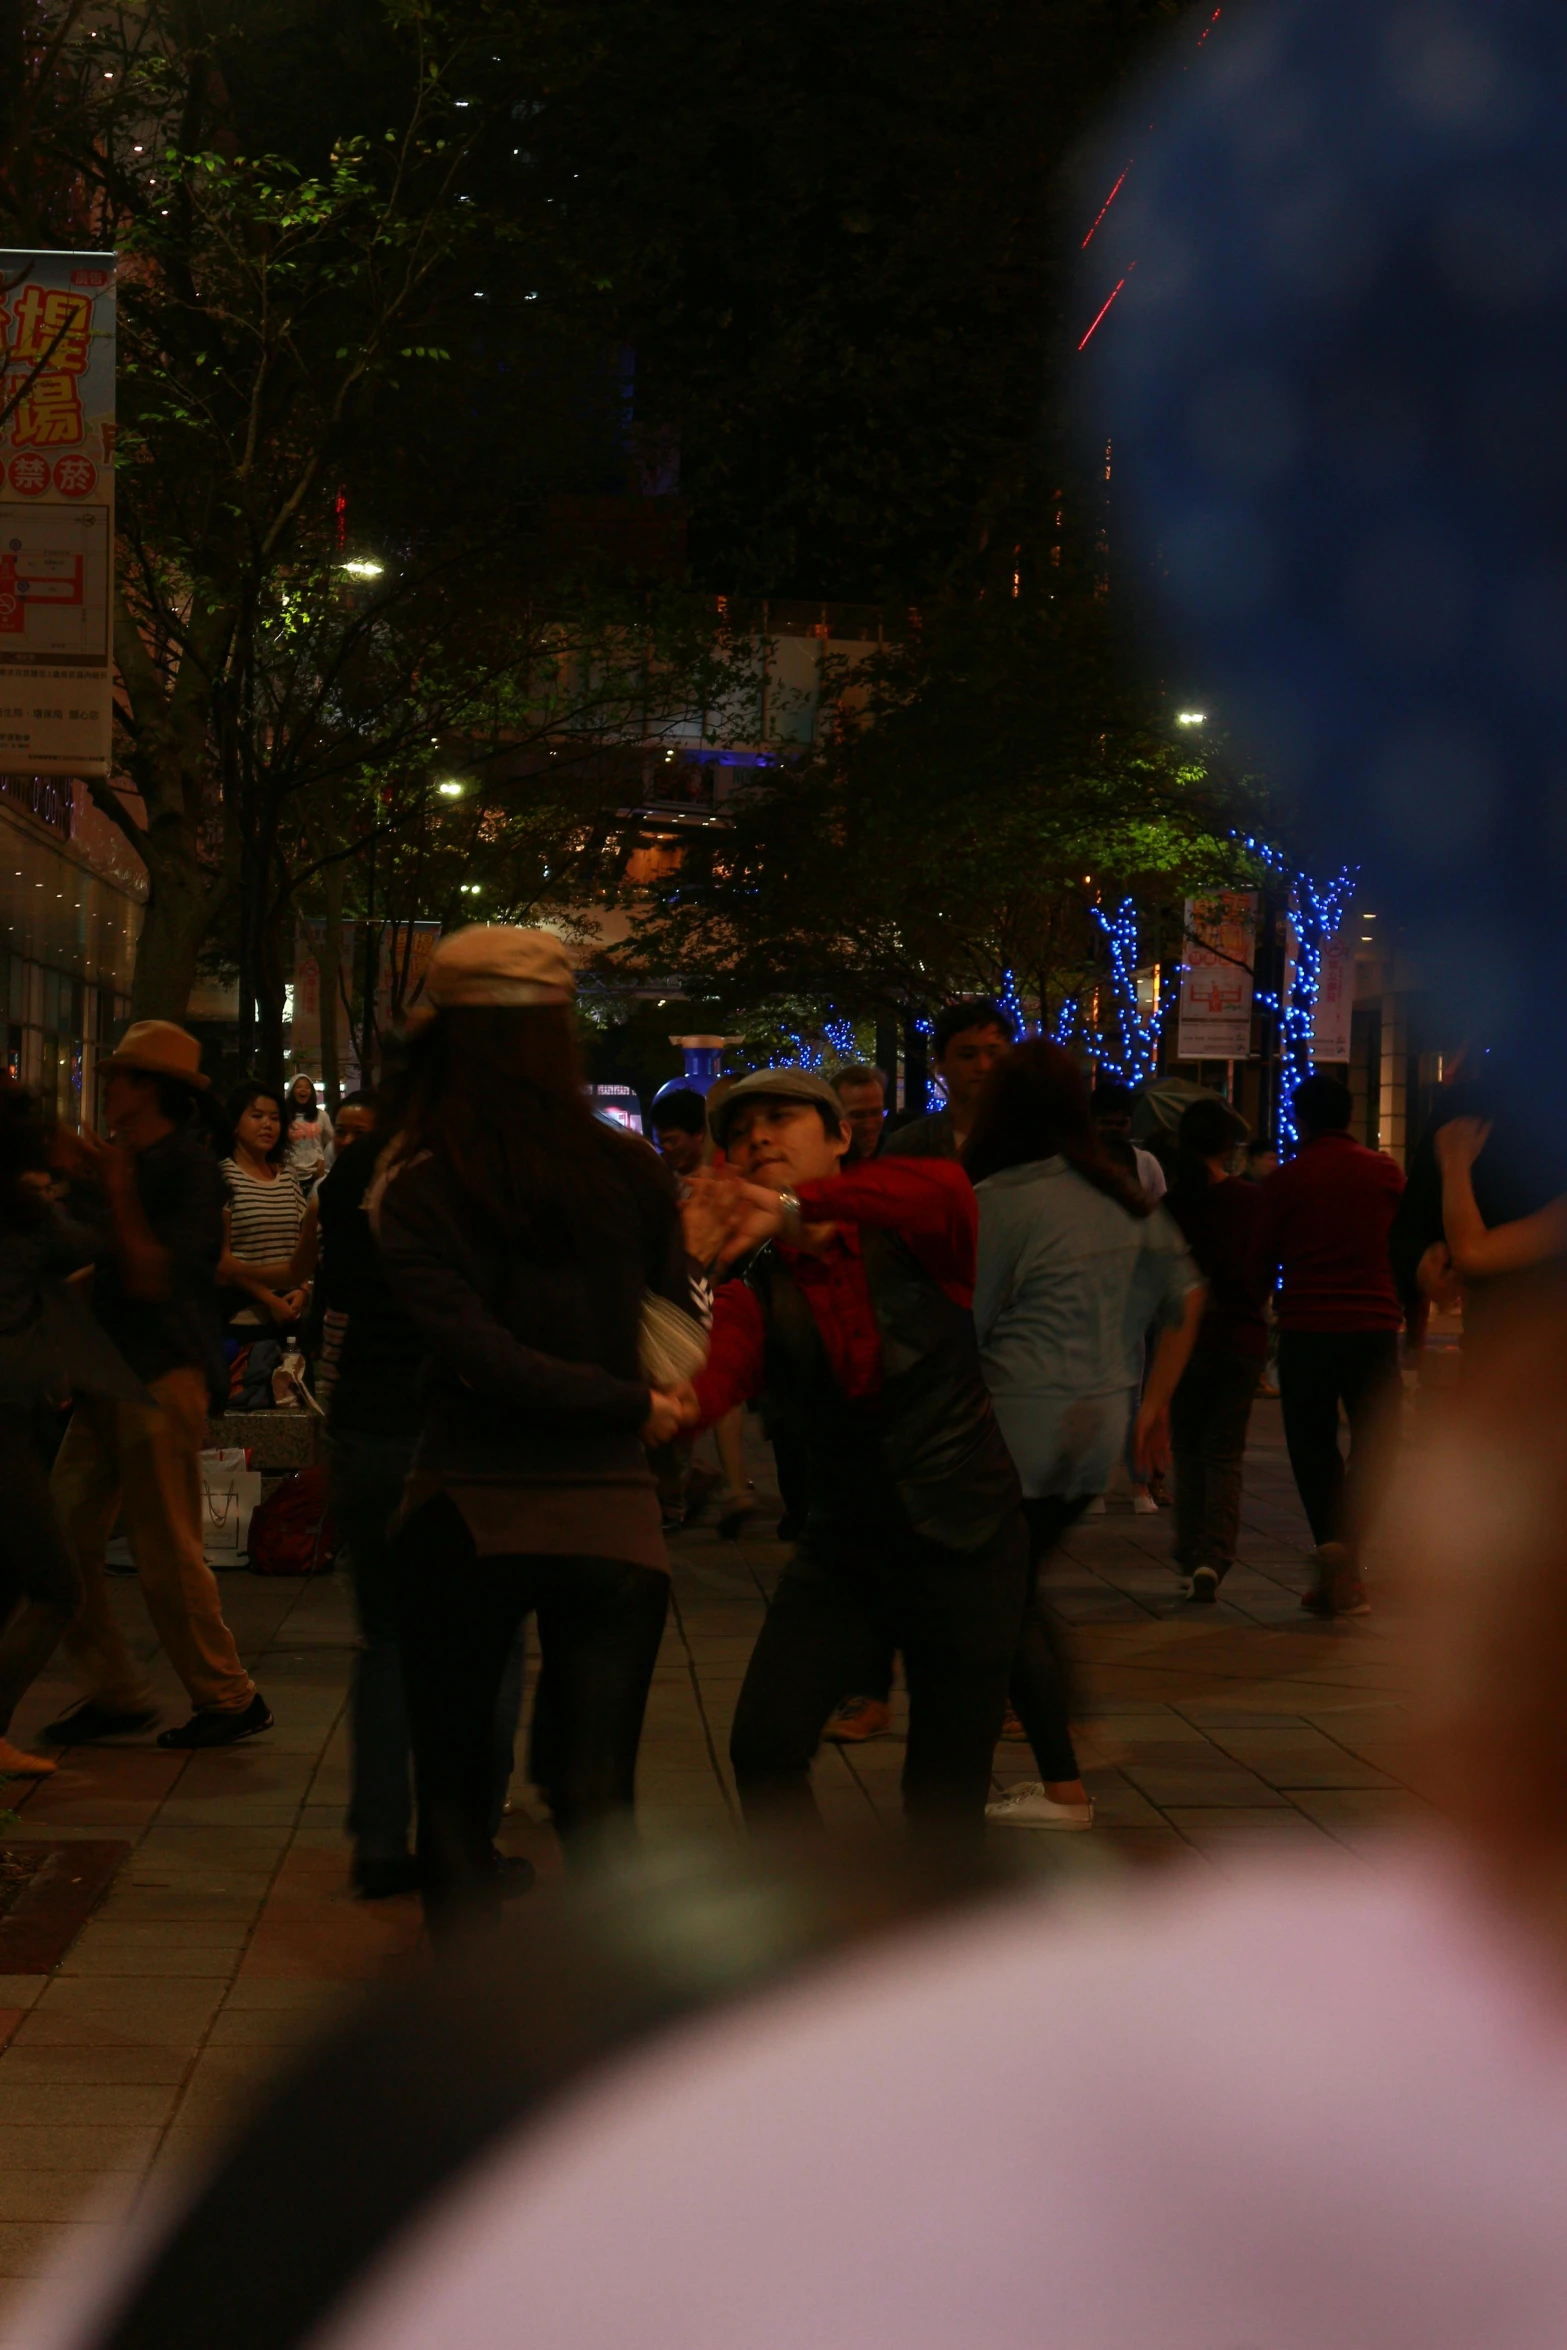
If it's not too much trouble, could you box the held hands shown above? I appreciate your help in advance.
[680,1168,785,1269]
[1417,1241,1464,1311]
[642,1384,700,1446]
[1434,1116,1492,1176]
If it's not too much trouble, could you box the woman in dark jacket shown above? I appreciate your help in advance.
[0,1082,145,1777]
[377,927,694,1922]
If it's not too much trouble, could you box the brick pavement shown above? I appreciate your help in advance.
[0,1397,1427,2330]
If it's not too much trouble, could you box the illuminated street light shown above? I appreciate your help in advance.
[437,780,464,797]
[1175,710,1206,726]
[339,559,384,579]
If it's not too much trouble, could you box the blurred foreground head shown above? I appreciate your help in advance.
[1088,0,1567,1059]
[28,1307,1567,2350]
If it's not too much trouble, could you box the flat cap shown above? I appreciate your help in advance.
[419,925,575,1013]
[708,1067,845,1146]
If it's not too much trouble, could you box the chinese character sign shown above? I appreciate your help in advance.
[1177,891,1257,1060]
[1312,934,1354,1063]
[0,249,116,775]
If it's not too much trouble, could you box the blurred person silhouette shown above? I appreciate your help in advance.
[1089,1083,1167,1201]
[1164,1099,1269,1604]
[1251,1074,1405,1620]
[0,1082,146,1780]
[882,1000,1015,1159]
[46,1023,271,1752]
[648,1088,707,1191]
[33,1304,1567,2350]
[374,929,693,1924]
[966,1044,1203,1826]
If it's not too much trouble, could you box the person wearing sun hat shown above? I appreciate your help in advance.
[376,927,694,1923]
[45,1020,272,1752]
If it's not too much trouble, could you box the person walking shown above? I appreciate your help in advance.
[285,1074,334,1193]
[46,1022,271,1750]
[1251,1073,1406,1618]
[1163,1100,1269,1603]
[882,1000,1015,1160]
[218,1079,316,1409]
[376,927,692,1923]
[0,1081,147,1780]
[965,1044,1203,1828]
[680,1070,1028,1842]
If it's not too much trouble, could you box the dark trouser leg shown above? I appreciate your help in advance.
[730,1537,883,1830]
[490,1621,527,1841]
[767,1419,812,1529]
[328,1431,416,1870]
[396,1495,531,1924]
[531,1558,668,1850]
[1277,1332,1349,1547]
[1172,1353,1260,1576]
[1336,1332,1403,1568]
[1008,1498,1085,1785]
[0,1415,81,1738]
[899,1511,1030,1836]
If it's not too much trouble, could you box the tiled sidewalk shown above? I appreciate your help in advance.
[0,1398,1425,2327]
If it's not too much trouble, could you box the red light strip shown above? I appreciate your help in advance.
[1081,166,1129,250]
[1196,6,1220,45]
[1077,266,1134,352]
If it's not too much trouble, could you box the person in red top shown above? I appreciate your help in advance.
[679,1069,1027,1839]
[1250,1073,1406,1618]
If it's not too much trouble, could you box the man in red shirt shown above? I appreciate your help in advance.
[680,1069,1027,1838]
[1251,1074,1406,1618]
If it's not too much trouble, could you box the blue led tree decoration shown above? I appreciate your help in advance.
[1087,898,1170,1084]
[1236,837,1359,1150]
[823,1018,858,1060]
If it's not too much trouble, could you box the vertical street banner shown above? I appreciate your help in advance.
[0,249,116,776]
[1177,890,1257,1060]
[1311,933,1354,1062]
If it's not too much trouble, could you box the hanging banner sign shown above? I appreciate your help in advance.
[1311,933,1354,1063]
[1177,890,1257,1059]
[0,249,116,776]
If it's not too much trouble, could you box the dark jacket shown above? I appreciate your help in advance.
[746,1228,1021,1551]
[377,1130,689,1486]
[82,1127,228,1397]
[881,1108,957,1161]
[1166,1177,1269,1360]
[316,1139,426,1439]
[0,1205,147,1408]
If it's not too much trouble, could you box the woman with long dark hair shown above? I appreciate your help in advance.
[218,1079,317,1408]
[285,1073,334,1194]
[377,928,694,1921]
[964,1042,1204,1827]
[1163,1098,1270,1603]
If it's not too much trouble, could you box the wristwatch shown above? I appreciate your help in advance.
[775,1188,805,1242]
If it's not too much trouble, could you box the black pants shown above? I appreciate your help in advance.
[1277,1330,1402,1561]
[395,1494,669,1921]
[1010,1496,1088,1784]
[0,1413,81,1737]
[729,1509,1027,1838]
[1170,1351,1261,1576]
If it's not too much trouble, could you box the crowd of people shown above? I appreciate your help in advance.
[0,928,1484,1922]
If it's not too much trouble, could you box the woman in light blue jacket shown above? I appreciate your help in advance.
[966,1044,1203,1828]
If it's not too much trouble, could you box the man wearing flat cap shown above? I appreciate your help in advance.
[46,1022,271,1751]
[680,1070,1027,1838]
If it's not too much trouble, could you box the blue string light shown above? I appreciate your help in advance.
[1087,898,1170,1084]
[823,1018,857,1060]
[1275,863,1358,1150]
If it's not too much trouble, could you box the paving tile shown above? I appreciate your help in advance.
[0,2082,180,2126]
[0,2047,194,2086]
[0,2171,142,2223]
[0,2126,161,2170]
[0,2221,122,2278]
[0,1982,48,2011]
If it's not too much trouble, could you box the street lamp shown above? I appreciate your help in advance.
[1176,710,1206,726]
[437,780,464,797]
[339,559,384,579]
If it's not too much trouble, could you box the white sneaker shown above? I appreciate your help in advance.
[1132,1492,1159,1516]
[985,1782,1094,1830]
[1083,1496,1106,1516]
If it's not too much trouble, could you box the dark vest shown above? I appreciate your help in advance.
[746,1229,1020,1552]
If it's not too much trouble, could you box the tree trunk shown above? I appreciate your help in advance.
[317,858,343,1116]
[128,827,225,1023]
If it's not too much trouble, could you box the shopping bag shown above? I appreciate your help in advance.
[200,1449,262,1566]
